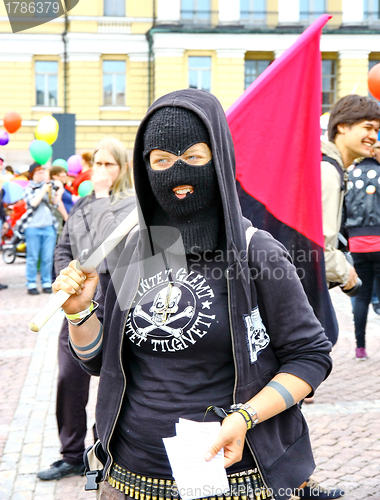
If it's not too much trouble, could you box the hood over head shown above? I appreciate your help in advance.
[133,88,247,261]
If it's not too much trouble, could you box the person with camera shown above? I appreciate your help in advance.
[321,95,380,302]
[24,162,62,295]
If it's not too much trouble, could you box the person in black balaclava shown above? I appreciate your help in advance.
[53,89,338,500]
[143,106,221,254]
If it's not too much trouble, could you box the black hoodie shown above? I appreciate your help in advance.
[79,89,332,500]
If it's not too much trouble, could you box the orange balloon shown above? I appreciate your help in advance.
[368,63,380,100]
[3,111,22,134]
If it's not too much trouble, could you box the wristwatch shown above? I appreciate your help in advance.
[230,403,259,428]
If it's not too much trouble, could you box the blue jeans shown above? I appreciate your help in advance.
[352,251,380,348]
[25,226,56,289]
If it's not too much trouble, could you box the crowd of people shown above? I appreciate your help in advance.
[0,90,379,500]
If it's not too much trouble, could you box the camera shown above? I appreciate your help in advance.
[47,180,59,192]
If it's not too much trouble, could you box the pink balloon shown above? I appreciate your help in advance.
[67,154,82,174]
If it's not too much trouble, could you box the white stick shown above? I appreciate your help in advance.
[28,207,138,332]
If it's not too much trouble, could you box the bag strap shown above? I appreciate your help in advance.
[245,225,258,253]
[322,154,346,192]
[322,154,348,248]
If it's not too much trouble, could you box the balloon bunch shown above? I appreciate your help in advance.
[67,154,82,176]
[54,155,93,197]
[52,158,68,170]
[0,111,22,147]
[29,116,59,165]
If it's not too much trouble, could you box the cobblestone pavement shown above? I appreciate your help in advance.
[0,257,379,500]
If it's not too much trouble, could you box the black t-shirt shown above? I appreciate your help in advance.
[112,250,256,477]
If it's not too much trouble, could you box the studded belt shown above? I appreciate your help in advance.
[108,463,273,500]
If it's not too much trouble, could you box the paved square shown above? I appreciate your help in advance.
[0,258,379,499]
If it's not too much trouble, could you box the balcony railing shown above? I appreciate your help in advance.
[363,11,380,23]
[98,17,132,33]
[170,10,379,31]
[299,10,327,23]
[240,10,269,26]
[180,10,219,27]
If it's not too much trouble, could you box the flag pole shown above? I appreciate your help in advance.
[28,207,138,332]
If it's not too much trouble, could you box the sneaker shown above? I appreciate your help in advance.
[42,287,53,294]
[28,288,40,295]
[0,283,8,290]
[373,303,380,315]
[37,460,85,481]
[355,347,367,360]
[296,478,345,499]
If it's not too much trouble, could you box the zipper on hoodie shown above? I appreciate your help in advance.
[104,277,140,480]
[226,268,271,496]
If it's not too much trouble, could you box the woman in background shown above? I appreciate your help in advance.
[37,138,136,481]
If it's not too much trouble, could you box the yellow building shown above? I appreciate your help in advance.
[0,0,379,166]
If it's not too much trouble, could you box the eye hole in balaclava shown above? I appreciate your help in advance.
[143,106,221,254]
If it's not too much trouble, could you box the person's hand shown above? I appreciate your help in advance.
[92,166,112,198]
[41,182,51,194]
[204,412,247,468]
[343,263,358,290]
[53,179,64,190]
[53,260,99,315]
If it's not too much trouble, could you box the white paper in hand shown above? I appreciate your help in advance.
[163,420,229,500]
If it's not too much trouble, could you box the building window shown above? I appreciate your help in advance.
[103,61,126,106]
[181,0,210,22]
[188,56,211,92]
[35,61,58,107]
[364,0,380,20]
[300,0,325,21]
[322,59,336,114]
[240,0,266,23]
[104,0,125,17]
[244,59,271,89]
[369,60,380,71]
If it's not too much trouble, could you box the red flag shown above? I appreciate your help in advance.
[227,14,331,247]
[227,15,338,343]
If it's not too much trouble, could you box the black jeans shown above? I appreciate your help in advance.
[352,251,380,348]
[57,319,91,465]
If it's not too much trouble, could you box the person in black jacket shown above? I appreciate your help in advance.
[37,138,135,481]
[345,141,380,359]
[53,90,339,500]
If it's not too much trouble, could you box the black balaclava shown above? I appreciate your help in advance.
[143,106,221,254]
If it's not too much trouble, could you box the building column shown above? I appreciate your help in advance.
[154,48,185,99]
[337,50,370,98]
[218,0,240,25]
[156,0,181,23]
[215,49,246,109]
[278,0,300,23]
[128,53,149,118]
